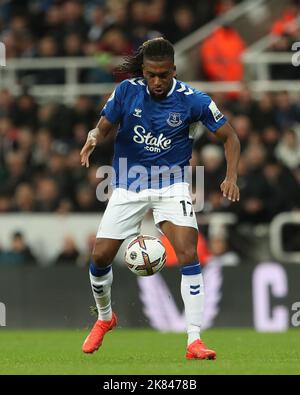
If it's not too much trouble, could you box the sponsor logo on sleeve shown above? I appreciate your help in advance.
[208,101,224,122]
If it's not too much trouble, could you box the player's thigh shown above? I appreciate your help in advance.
[159,221,198,264]
[97,188,150,240]
[152,190,198,235]
[152,189,199,264]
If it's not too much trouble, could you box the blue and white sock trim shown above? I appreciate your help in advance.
[92,283,103,294]
[190,284,200,295]
[180,261,201,275]
[90,261,112,277]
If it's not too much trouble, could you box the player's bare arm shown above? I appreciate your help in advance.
[80,116,114,168]
[215,122,240,202]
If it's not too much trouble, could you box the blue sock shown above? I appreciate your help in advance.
[90,261,112,276]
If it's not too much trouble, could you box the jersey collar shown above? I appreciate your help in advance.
[146,78,177,97]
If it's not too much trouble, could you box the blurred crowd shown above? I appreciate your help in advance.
[0,0,299,223]
[0,230,95,266]
[199,0,300,82]
[1,0,300,266]
[1,87,300,226]
[0,0,240,84]
[268,0,300,80]
[192,89,300,224]
[2,0,299,85]
[0,90,110,213]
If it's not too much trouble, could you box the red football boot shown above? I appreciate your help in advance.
[186,339,217,360]
[82,312,117,354]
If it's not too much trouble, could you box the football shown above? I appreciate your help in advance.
[124,235,166,276]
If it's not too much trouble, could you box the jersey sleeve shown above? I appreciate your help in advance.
[190,91,227,132]
[100,81,125,124]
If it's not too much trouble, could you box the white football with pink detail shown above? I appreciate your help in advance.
[125,235,166,277]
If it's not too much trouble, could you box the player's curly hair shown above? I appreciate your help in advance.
[118,37,174,78]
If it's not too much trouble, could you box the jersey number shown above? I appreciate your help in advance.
[180,200,193,217]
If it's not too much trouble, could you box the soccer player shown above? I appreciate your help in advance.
[80,38,240,360]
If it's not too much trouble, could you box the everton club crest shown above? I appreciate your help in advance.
[167,112,182,127]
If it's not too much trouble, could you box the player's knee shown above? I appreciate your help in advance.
[91,250,112,268]
[176,246,198,265]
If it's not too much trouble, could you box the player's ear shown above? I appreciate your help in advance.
[173,65,176,77]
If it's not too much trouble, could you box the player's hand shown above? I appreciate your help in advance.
[220,178,240,202]
[80,128,99,168]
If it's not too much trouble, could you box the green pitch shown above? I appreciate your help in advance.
[0,328,299,375]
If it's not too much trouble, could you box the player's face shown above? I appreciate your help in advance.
[142,59,176,99]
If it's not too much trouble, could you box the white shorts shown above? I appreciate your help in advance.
[97,183,198,239]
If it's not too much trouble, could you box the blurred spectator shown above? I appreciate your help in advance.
[263,158,300,218]
[46,150,72,198]
[261,126,280,158]
[230,114,251,152]
[75,183,101,212]
[167,5,197,44]
[0,118,14,170]
[35,177,60,212]
[271,0,300,38]
[0,192,12,213]
[37,103,56,131]
[35,36,64,84]
[200,23,245,83]
[97,26,133,57]
[32,128,53,167]
[70,96,97,131]
[94,26,134,82]
[105,0,128,30]
[251,93,277,130]
[125,0,163,50]
[19,33,37,59]
[65,147,86,185]
[62,0,89,39]
[11,94,38,129]
[56,198,74,214]
[13,183,36,212]
[275,128,300,169]
[63,33,84,57]
[3,151,30,193]
[44,4,65,43]
[208,233,240,266]
[274,91,300,130]
[204,190,230,214]
[0,231,37,265]
[238,144,269,223]
[200,145,225,196]
[87,5,107,42]
[37,103,72,140]
[0,89,13,117]
[214,0,236,16]
[54,236,80,265]
[226,87,256,117]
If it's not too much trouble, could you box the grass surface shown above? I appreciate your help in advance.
[0,328,299,375]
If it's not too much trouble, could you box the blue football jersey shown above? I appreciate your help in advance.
[100,78,227,190]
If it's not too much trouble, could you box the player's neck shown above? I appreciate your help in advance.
[148,78,176,101]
